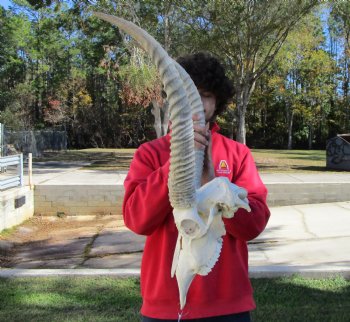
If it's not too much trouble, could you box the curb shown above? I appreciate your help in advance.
[1,267,349,279]
[249,265,350,279]
[0,268,140,278]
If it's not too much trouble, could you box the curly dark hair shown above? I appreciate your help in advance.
[176,52,234,117]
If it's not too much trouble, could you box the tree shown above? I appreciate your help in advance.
[267,11,333,149]
[301,49,337,148]
[330,1,350,132]
[117,48,166,137]
[177,0,319,144]
[0,6,34,129]
[5,0,345,150]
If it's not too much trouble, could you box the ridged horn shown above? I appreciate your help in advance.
[175,61,205,189]
[92,12,196,208]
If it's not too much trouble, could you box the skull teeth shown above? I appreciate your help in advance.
[197,237,223,275]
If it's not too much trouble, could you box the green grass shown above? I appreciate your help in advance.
[0,226,18,238]
[252,275,350,322]
[35,148,330,173]
[0,277,141,322]
[251,149,334,172]
[0,276,348,321]
[33,148,346,173]
[0,218,32,238]
[33,149,136,171]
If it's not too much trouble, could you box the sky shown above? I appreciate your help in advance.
[0,0,12,9]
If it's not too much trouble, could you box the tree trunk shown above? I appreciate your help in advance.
[308,124,313,150]
[287,109,294,150]
[227,109,235,139]
[236,105,246,145]
[235,82,255,145]
[151,100,162,138]
[164,10,170,52]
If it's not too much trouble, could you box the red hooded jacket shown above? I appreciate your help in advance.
[123,125,270,319]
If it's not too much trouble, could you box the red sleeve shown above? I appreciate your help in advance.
[223,148,270,241]
[122,144,172,236]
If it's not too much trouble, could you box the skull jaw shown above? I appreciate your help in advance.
[172,206,226,310]
[174,228,224,310]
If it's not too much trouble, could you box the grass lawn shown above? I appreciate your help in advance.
[33,149,136,171]
[0,276,348,322]
[32,148,340,173]
[251,149,329,173]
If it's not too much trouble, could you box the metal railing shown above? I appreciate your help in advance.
[0,154,23,191]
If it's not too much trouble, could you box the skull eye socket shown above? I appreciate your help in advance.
[217,203,226,213]
[181,219,199,237]
[237,189,248,200]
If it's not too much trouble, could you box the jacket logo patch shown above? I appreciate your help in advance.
[216,160,231,175]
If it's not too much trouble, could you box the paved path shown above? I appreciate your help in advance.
[249,202,350,277]
[1,202,349,278]
[1,161,349,278]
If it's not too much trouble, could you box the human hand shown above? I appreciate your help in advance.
[192,114,215,185]
[193,114,209,150]
[201,127,215,185]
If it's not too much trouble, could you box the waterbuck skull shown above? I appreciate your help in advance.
[93,13,251,310]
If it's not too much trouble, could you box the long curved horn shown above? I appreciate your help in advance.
[93,12,197,208]
[93,14,252,311]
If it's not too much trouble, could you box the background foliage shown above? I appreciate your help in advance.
[0,0,349,149]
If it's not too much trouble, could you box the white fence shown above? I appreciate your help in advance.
[0,154,23,191]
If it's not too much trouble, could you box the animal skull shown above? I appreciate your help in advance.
[172,177,250,308]
[93,12,251,310]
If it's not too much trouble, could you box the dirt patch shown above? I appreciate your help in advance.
[0,215,120,268]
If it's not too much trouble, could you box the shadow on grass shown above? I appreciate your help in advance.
[34,151,135,164]
[0,276,348,322]
[32,150,135,171]
[256,164,287,171]
[286,155,325,161]
[84,155,133,171]
[251,276,350,322]
[252,149,324,155]
[80,152,134,170]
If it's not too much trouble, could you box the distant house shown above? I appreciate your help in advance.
[326,134,350,170]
